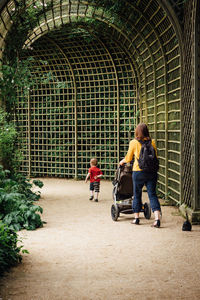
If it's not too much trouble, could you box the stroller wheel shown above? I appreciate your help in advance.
[112,186,118,201]
[111,204,119,221]
[144,202,151,219]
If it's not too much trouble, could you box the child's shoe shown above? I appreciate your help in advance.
[94,199,98,202]
[131,218,140,225]
[89,196,94,201]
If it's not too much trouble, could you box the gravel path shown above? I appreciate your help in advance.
[1,179,200,300]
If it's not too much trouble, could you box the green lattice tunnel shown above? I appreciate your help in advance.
[0,0,187,207]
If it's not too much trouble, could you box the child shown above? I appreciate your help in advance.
[85,158,103,202]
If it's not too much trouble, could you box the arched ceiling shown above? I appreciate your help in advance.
[0,1,183,59]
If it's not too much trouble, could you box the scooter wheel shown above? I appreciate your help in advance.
[111,204,119,221]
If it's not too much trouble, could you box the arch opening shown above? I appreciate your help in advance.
[17,25,138,179]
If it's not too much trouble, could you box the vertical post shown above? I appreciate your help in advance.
[74,80,78,179]
[28,92,31,177]
[116,75,120,162]
[0,61,2,167]
[153,62,157,145]
[164,67,168,200]
[193,0,200,210]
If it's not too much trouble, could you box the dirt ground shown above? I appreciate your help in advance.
[0,179,200,300]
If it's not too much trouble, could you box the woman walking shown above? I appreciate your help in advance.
[119,123,161,227]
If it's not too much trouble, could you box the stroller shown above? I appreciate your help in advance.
[111,163,151,221]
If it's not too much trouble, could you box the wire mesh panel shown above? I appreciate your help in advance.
[181,0,194,208]
[57,29,119,178]
[16,42,76,177]
[15,27,137,179]
[0,0,15,60]
[114,0,181,203]
[105,42,137,157]
[197,2,200,210]
[159,13,181,203]
[15,87,30,175]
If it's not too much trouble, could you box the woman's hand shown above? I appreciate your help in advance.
[119,159,125,166]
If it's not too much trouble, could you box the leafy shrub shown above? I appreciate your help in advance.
[0,109,22,173]
[0,221,24,276]
[0,166,44,231]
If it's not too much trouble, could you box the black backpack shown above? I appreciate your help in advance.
[138,139,159,172]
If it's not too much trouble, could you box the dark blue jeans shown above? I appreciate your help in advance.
[132,171,161,213]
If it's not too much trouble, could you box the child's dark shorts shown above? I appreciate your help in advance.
[90,181,100,192]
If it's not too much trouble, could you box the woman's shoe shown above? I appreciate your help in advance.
[131,218,140,225]
[151,219,160,228]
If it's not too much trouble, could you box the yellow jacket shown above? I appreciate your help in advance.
[124,139,157,171]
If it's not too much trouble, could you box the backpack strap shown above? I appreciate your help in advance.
[137,138,152,145]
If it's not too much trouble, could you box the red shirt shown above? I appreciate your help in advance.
[89,166,103,182]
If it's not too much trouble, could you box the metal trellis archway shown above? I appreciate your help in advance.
[1,0,200,222]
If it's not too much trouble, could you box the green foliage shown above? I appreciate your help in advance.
[89,0,124,13]
[0,221,23,276]
[0,58,32,102]
[0,57,53,114]
[87,0,127,30]
[1,0,53,112]
[4,0,52,64]
[0,166,44,231]
[0,109,22,173]
[62,0,125,39]
[32,179,44,189]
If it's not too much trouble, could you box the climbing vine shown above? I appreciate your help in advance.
[2,0,52,109]
[4,0,52,64]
